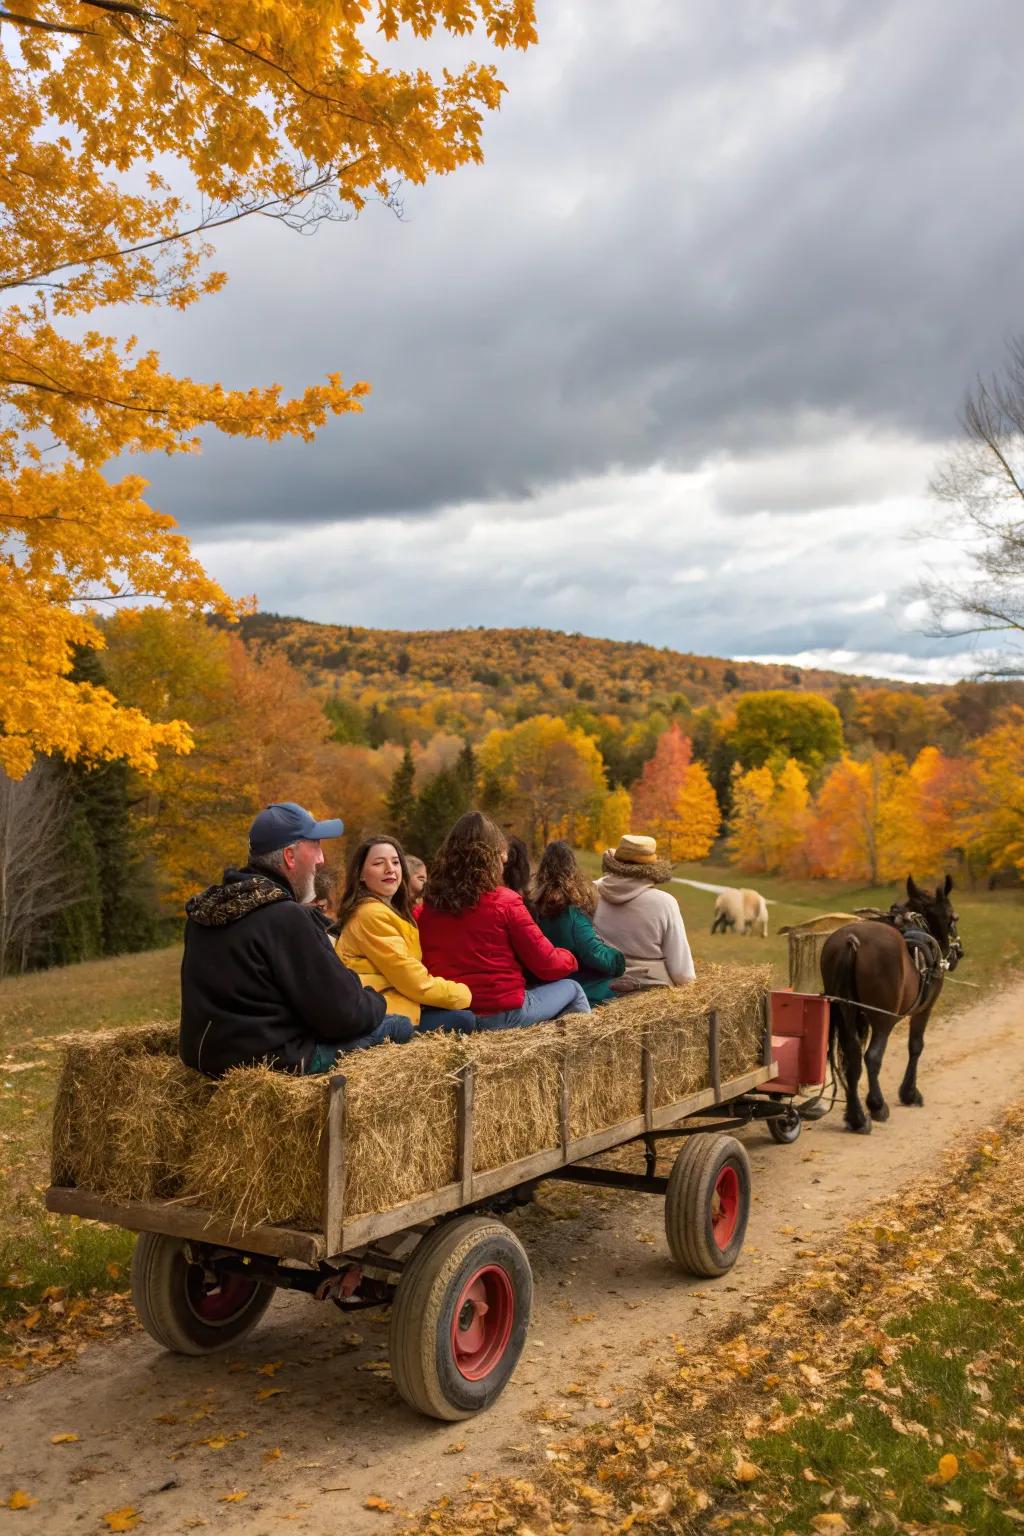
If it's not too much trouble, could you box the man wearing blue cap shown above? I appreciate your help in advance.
[179,802,414,1077]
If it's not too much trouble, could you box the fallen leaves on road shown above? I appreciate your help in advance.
[49,1431,78,1444]
[405,1105,1024,1536]
[364,1495,392,1512]
[6,1490,37,1510]
[101,1508,140,1532]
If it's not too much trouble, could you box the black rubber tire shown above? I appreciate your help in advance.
[130,1233,275,1355]
[768,1106,802,1144]
[664,1134,751,1277]
[389,1216,532,1421]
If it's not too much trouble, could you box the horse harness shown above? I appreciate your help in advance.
[860,902,960,1017]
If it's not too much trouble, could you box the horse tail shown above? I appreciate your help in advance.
[828,932,862,1088]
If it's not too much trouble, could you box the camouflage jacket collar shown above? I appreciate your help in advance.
[185,866,291,927]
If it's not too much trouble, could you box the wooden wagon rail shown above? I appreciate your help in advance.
[47,1000,777,1265]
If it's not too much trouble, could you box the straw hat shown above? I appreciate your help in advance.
[601,834,673,883]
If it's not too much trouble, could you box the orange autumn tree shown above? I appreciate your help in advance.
[631,722,692,856]
[728,758,810,875]
[670,760,721,861]
[806,753,910,884]
[103,608,398,905]
[0,0,536,778]
[586,785,633,855]
[103,610,337,902]
[727,764,776,871]
[479,715,608,849]
[878,745,960,877]
[762,757,811,876]
[963,708,1024,876]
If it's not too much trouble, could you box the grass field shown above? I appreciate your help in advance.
[0,863,1021,1358]
[0,946,182,1347]
[579,853,1024,1002]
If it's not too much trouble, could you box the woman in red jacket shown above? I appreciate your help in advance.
[419,812,591,1028]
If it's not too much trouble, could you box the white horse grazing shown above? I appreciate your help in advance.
[711,887,769,938]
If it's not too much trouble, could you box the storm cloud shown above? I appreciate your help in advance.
[128,0,1023,676]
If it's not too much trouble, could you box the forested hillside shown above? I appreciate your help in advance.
[228,612,1019,751]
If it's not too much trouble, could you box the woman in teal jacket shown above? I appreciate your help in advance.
[534,841,625,1005]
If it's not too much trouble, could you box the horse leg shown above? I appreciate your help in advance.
[864,1020,892,1122]
[839,1008,870,1134]
[899,1004,934,1107]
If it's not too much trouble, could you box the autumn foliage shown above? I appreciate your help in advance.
[1,0,537,778]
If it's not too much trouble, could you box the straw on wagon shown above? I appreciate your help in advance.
[177,962,770,1232]
[52,962,770,1235]
[51,1021,213,1203]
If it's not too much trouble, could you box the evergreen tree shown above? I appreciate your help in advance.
[455,739,478,800]
[409,767,472,860]
[44,647,159,964]
[385,747,417,846]
[45,797,104,967]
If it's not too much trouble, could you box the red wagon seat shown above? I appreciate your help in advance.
[758,989,830,1097]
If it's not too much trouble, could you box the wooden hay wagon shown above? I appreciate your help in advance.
[46,988,828,1421]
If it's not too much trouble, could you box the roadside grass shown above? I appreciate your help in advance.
[743,1265,1024,1533]
[0,945,180,1360]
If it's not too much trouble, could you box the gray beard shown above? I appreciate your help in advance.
[293,871,316,904]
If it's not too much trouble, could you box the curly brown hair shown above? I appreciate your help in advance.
[336,834,415,932]
[423,811,507,915]
[534,840,597,919]
[502,836,538,919]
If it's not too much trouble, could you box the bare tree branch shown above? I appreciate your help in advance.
[917,337,1024,678]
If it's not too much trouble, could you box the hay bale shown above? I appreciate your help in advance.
[465,1027,561,1171]
[51,1023,212,1201]
[180,1066,326,1232]
[343,1036,463,1219]
[180,1033,466,1229]
[562,1011,643,1138]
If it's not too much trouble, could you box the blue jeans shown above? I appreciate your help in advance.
[475,979,591,1031]
[307,1013,413,1072]
[418,1005,481,1034]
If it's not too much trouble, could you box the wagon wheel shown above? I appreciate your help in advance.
[389,1215,532,1421]
[767,1104,802,1144]
[131,1232,275,1355]
[664,1134,751,1277]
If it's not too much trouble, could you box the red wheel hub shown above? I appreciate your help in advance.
[186,1267,261,1324]
[710,1163,740,1250]
[451,1265,515,1381]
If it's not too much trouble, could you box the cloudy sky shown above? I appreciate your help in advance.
[134,0,1022,682]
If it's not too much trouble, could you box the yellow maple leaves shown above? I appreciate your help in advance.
[1,1,537,777]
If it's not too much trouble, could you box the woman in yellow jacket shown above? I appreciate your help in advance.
[335,834,479,1033]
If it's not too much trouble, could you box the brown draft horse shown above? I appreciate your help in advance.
[820,875,964,1134]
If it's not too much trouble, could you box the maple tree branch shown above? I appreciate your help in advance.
[78,0,169,19]
[0,7,93,33]
[0,163,370,293]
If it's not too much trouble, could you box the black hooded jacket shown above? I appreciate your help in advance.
[179,867,386,1077]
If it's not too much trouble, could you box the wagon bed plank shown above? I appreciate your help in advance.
[333,1061,774,1252]
[44,1186,324,1265]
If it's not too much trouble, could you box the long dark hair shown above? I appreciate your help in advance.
[423,811,506,916]
[502,835,537,919]
[534,840,597,919]
[336,834,415,932]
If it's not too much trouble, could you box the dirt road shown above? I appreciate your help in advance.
[3,980,1023,1534]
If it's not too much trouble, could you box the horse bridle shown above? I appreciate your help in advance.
[896,902,963,972]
